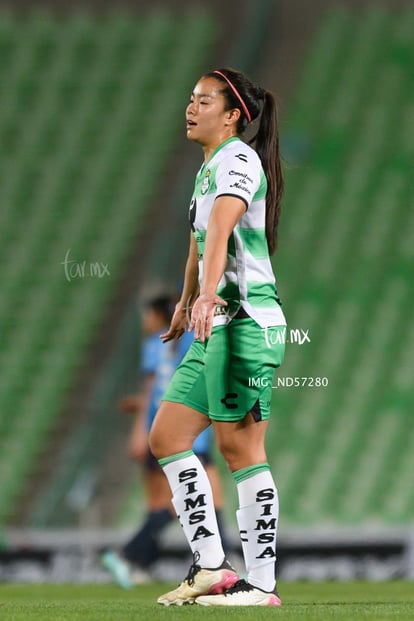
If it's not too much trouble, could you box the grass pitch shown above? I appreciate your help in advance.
[1,581,414,620]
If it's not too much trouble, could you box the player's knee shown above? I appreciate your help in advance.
[216,436,242,470]
[216,434,266,472]
[148,426,190,460]
[148,427,162,459]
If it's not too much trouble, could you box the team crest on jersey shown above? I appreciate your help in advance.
[201,168,211,195]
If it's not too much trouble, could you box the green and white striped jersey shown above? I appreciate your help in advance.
[189,136,286,328]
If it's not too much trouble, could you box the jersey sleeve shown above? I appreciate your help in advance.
[215,148,261,209]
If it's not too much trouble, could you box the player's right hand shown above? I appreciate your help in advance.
[160,303,188,342]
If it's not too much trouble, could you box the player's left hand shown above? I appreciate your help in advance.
[189,293,227,342]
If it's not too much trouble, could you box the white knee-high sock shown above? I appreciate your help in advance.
[234,463,278,592]
[159,450,225,568]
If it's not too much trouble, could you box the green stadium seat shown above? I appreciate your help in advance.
[0,9,214,525]
[268,6,414,526]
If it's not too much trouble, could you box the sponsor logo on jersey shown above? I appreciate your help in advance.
[235,153,248,163]
[201,168,211,195]
[229,169,253,195]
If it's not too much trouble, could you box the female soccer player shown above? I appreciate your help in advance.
[149,67,286,607]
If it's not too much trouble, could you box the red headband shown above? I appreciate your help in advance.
[213,70,252,123]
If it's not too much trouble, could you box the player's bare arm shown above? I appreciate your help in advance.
[161,232,199,342]
[190,196,246,342]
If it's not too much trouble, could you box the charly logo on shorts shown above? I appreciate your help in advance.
[220,392,238,409]
[201,168,211,195]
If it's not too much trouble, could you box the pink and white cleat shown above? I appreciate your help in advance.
[196,578,282,606]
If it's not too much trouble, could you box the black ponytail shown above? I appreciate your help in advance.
[251,89,283,255]
[204,68,284,254]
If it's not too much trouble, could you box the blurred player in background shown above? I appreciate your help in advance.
[102,295,228,587]
[150,67,286,606]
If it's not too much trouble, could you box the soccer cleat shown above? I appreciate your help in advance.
[101,550,135,589]
[157,552,239,606]
[195,578,282,606]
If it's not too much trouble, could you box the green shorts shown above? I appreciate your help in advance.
[162,318,285,422]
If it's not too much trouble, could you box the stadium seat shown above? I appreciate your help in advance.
[268,6,414,526]
[0,10,214,525]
